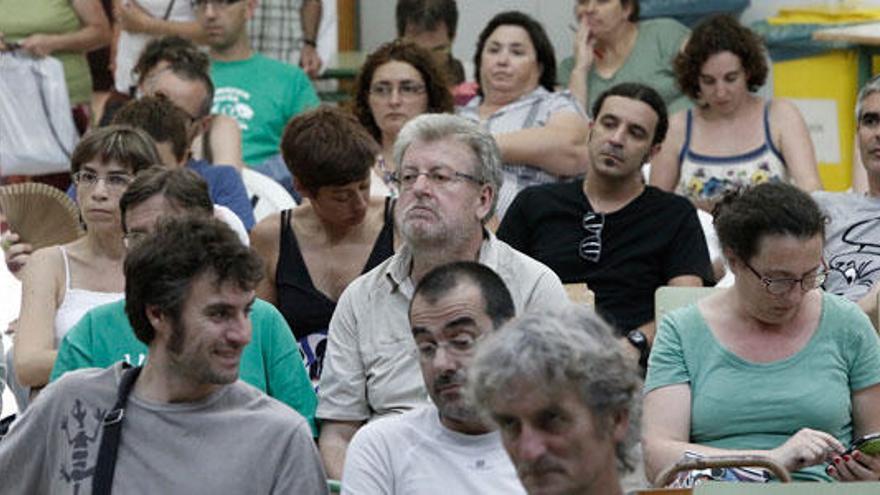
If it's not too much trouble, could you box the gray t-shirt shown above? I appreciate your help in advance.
[813,191,880,301]
[0,363,328,494]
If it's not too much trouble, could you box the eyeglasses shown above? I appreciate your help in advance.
[416,333,481,360]
[190,0,242,10]
[578,212,604,262]
[391,168,483,190]
[743,260,829,296]
[369,82,426,99]
[72,171,132,191]
[123,231,148,249]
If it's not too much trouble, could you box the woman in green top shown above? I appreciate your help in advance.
[0,0,110,109]
[560,0,690,115]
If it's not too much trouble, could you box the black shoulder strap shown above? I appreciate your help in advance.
[92,365,142,495]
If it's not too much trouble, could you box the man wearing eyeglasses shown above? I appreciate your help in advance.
[814,75,880,329]
[497,82,712,368]
[341,261,526,494]
[317,114,566,479]
[193,0,319,168]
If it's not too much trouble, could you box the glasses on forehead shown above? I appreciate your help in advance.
[72,171,132,191]
[578,212,604,262]
[369,82,426,99]
[391,167,483,190]
[743,259,829,296]
[190,0,242,10]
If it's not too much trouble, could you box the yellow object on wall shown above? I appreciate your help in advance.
[773,50,859,191]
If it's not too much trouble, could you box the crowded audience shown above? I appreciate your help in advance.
[2,1,880,492]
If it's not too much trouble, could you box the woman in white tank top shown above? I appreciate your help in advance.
[14,126,160,390]
[649,15,821,212]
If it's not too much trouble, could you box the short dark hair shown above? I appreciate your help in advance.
[352,39,454,141]
[675,14,768,100]
[713,182,826,263]
[134,35,210,87]
[112,95,190,163]
[412,261,515,329]
[592,83,669,146]
[396,0,459,38]
[281,106,380,195]
[71,125,161,175]
[119,166,213,233]
[622,0,640,22]
[474,11,557,97]
[125,215,263,345]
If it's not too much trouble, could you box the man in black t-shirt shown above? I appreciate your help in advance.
[497,83,712,365]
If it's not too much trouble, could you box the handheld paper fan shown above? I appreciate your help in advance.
[0,183,83,250]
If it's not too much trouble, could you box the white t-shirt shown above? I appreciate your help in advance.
[114,0,196,93]
[342,405,526,495]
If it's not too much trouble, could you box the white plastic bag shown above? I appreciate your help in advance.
[0,52,79,176]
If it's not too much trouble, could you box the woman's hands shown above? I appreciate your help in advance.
[572,17,596,71]
[769,428,844,473]
[1,229,32,281]
[828,450,880,481]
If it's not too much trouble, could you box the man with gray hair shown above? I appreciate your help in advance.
[814,74,880,327]
[317,114,567,478]
[468,305,641,495]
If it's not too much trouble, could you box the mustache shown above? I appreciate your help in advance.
[434,369,466,390]
[517,455,567,480]
[598,144,624,160]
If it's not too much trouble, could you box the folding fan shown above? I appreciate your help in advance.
[0,183,83,250]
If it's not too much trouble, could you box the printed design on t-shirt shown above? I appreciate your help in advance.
[59,399,105,491]
[299,329,328,389]
[825,217,880,295]
[684,162,779,200]
[213,87,255,131]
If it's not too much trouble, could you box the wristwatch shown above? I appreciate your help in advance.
[626,329,650,369]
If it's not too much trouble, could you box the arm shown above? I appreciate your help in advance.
[831,384,880,481]
[299,0,322,78]
[648,111,687,192]
[494,110,590,177]
[114,0,206,42]
[566,18,595,111]
[320,420,365,480]
[19,0,111,57]
[14,248,64,388]
[642,384,845,484]
[772,98,823,192]
[249,213,282,306]
[204,114,245,172]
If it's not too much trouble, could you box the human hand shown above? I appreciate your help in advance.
[1,230,33,280]
[299,44,322,79]
[19,34,56,57]
[771,428,845,472]
[828,450,880,481]
[115,0,155,34]
[572,17,595,70]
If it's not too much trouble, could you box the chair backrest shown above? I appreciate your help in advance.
[655,286,721,325]
[241,168,298,223]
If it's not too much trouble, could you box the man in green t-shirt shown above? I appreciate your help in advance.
[51,167,317,433]
[193,0,320,169]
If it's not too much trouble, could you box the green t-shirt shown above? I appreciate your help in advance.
[0,0,93,105]
[210,53,320,166]
[646,292,880,481]
[558,18,690,116]
[50,298,318,435]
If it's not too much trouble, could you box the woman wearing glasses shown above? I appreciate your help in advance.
[642,182,880,483]
[458,11,589,221]
[352,40,453,197]
[13,126,159,396]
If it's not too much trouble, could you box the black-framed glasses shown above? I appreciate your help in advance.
[190,0,242,10]
[578,212,604,262]
[743,259,829,296]
[390,168,483,190]
[71,171,132,191]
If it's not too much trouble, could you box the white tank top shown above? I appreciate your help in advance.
[53,246,124,344]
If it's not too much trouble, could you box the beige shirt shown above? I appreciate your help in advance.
[317,232,567,422]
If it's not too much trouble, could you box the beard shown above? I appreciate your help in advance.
[432,369,482,426]
[166,319,241,386]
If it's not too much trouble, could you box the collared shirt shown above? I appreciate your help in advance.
[317,232,567,422]
[457,87,586,219]
[248,0,304,65]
